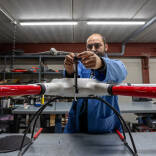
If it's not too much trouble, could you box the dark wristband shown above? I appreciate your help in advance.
[96,57,106,72]
[65,70,74,78]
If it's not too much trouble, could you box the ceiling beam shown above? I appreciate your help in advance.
[0,6,17,24]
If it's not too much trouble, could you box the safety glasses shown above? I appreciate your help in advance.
[87,43,102,50]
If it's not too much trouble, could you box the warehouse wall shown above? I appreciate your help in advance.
[118,58,142,103]
[1,43,156,57]
[118,58,142,124]
[149,58,156,83]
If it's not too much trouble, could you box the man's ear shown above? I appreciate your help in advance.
[105,43,108,52]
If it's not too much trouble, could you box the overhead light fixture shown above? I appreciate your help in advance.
[20,21,78,26]
[87,21,145,25]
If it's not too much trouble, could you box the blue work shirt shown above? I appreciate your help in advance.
[64,56,127,133]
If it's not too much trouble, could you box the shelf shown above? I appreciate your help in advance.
[0,55,65,59]
[0,72,62,75]
[0,72,39,74]
[0,55,64,82]
[42,72,63,75]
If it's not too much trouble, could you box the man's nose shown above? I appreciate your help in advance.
[91,45,96,51]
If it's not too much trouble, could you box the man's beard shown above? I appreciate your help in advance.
[93,50,105,57]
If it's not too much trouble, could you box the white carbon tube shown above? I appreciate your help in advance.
[43,78,110,97]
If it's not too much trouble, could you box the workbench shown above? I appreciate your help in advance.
[12,101,156,114]
[0,132,155,156]
[119,101,156,113]
[12,101,156,132]
[12,102,72,115]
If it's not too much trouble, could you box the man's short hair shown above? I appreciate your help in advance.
[87,33,107,45]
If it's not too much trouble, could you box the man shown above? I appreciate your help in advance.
[64,33,127,133]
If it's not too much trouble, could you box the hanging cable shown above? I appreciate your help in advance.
[18,96,138,156]
[18,97,58,156]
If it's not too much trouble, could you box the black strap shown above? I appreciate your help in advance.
[79,99,88,132]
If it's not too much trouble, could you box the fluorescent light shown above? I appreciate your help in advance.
[20,21,78,26]
[87,21,145,25]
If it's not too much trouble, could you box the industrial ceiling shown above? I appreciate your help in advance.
[0,0,156,44]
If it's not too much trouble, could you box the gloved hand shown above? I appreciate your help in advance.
[64,53,75,75]
[77,51,103,69]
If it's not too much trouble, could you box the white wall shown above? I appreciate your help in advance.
[149,58,156,83]
[118,58,142,103]
[117,58,142,124]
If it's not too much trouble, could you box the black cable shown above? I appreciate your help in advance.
[18,97,58,156]
[31,97,58,139]
[19,141,32,156]
[32,96,137,156]
[74,56,79,93]
[19,96,138,156]
[89,97,138,156]
[114,111,127,140]
[120,120,127,140]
